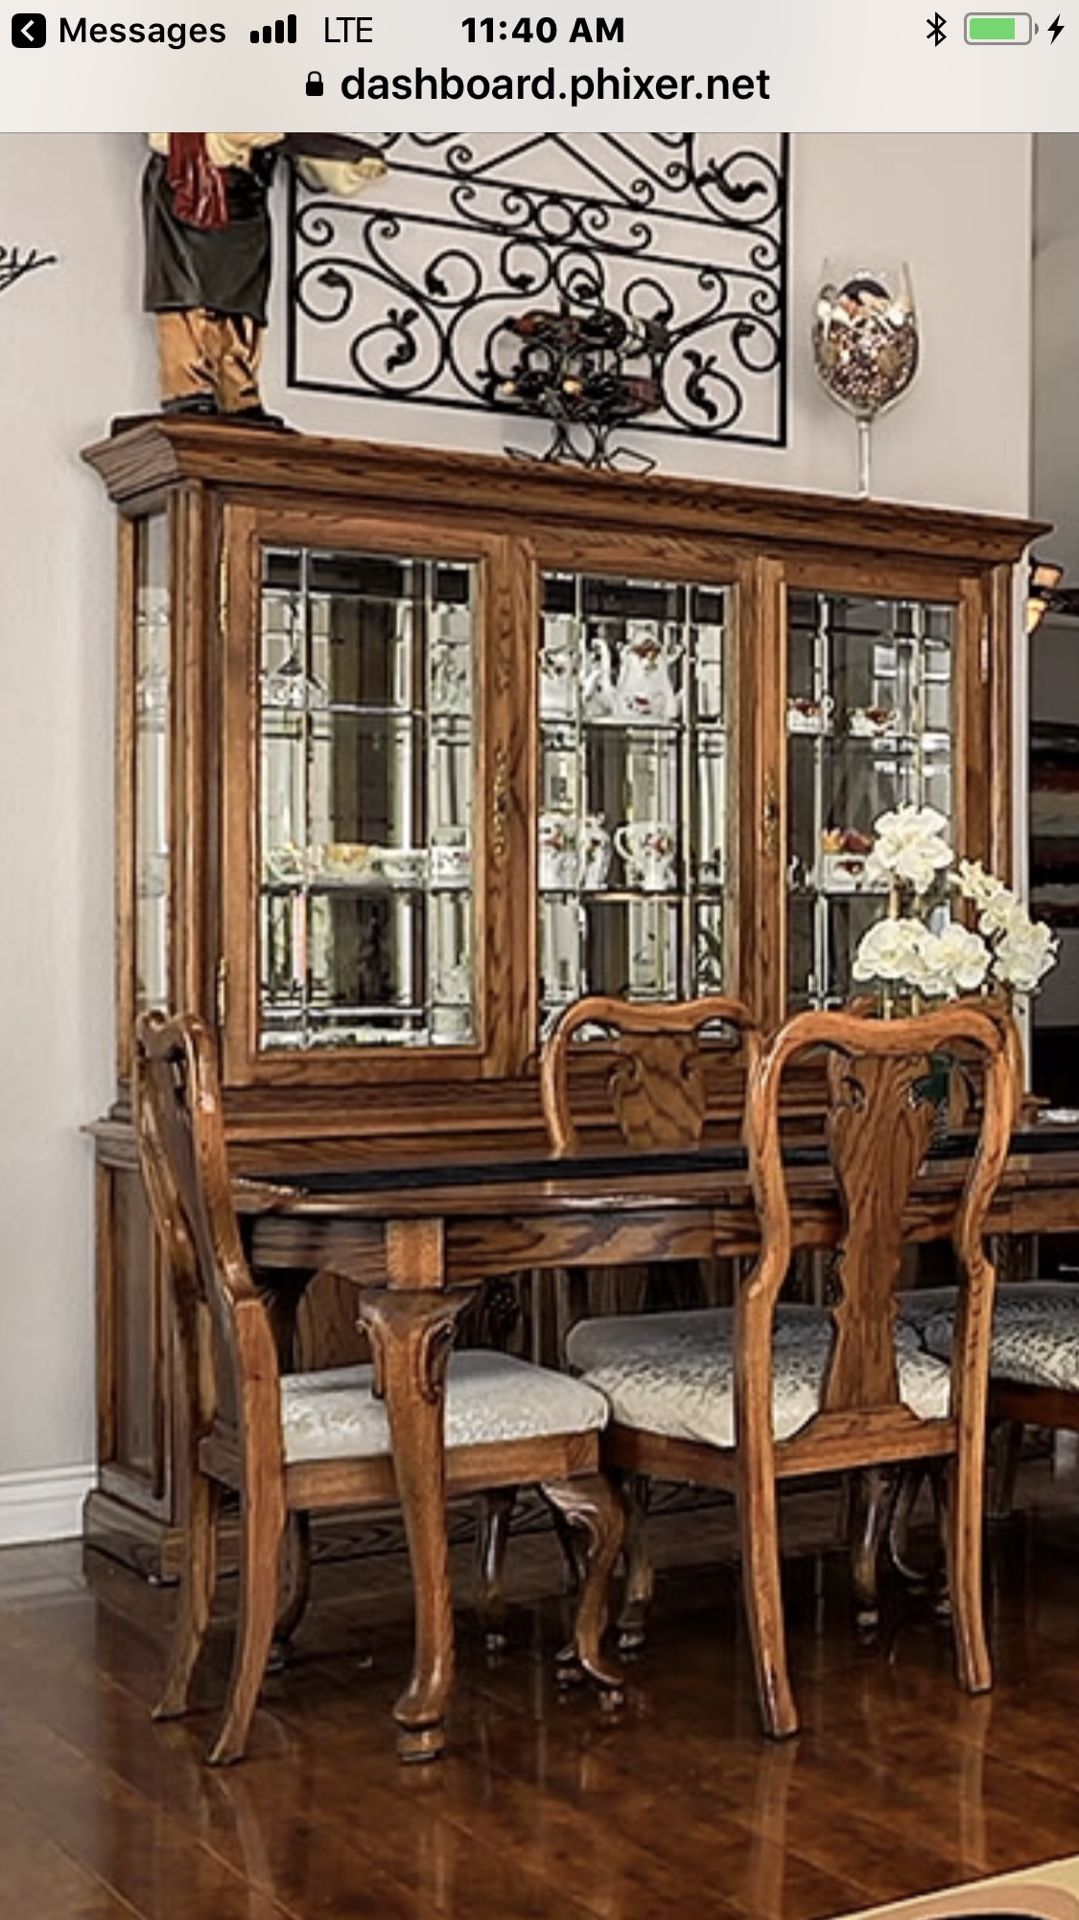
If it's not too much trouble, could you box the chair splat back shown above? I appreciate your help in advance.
[541,995,761,1155]
[135,1009,280,1446]
[823,1047,937,1409]
[743,1004,1018,1436]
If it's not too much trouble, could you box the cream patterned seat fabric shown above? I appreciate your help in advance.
[566,1306,951,1450]
[281,1348,609,1465]
[903,1281,1079,1392]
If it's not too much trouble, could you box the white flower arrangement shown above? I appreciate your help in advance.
[851,805,1057,1003]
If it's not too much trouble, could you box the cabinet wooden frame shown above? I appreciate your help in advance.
[86,420,1042,1134]
[82,419,1043,1575]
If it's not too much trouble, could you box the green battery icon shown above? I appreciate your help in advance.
[964,12,1034,39]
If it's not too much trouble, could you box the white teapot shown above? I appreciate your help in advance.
[615,625,683,723]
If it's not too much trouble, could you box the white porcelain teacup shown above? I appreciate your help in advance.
[848,704,899,738]
[539,811,578,891]
[614,820,677,892]
[787,692,835,735]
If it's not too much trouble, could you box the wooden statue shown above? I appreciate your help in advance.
[142,133,386,422]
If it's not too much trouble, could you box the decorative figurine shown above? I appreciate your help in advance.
[143,133,386,421]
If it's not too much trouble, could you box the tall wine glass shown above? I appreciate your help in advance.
[813,260,919,497]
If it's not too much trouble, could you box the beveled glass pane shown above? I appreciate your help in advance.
[133,514,170,1015]
[787,591,956,1005]
[584,898,684,1002]
[537,570,731,1034]
[258,547,477,1052]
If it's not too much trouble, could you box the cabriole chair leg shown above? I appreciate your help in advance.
[475,1487,517,1649]
[542,1475,625,1701]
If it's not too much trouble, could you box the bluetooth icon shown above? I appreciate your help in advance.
[927,10,947,41]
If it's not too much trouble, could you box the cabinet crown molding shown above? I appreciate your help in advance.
[83,419,1045,566]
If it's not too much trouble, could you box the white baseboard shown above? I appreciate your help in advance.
[0,1464,95,1547]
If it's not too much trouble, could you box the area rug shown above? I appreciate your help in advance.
[840,1854,1079,1918]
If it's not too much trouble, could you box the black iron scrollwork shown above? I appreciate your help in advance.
[0,244,57,298]
[286,133,788,449]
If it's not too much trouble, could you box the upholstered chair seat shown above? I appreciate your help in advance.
[283,1350,610,1464]
[567,1306,952,1449]
[901,1281,1079,1392]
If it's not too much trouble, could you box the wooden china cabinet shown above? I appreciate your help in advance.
[83,419,1039,1574]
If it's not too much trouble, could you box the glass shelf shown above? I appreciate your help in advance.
[536,570,731,1030]
[258,548,477,1054]
[787,589,956,1008]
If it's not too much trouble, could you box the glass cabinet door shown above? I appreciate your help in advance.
[786,589,955,1007]
[256,545,478,1054]
[536,571,730,1038]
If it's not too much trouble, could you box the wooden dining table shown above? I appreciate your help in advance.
[243,1125,1079,1757]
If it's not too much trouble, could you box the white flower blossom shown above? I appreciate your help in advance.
[853,823,1058,1004]
[908,921,991,997]
[993,917,1059,994]
[852,917,925,984]
[952,859,1000,908]
[978,888,1019,938]
[863,804,954,896]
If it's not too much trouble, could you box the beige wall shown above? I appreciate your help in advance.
[0,132,1034,1522]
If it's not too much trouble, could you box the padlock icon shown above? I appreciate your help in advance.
[306,69,324,96]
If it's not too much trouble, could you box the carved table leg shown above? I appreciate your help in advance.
[357,1272,477,1764]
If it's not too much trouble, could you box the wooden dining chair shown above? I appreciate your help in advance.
[540,993,765,1640]
[551,1002,1017,1737]
[134,1008,624,1766]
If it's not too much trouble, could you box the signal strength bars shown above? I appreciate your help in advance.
[250,12,297,41]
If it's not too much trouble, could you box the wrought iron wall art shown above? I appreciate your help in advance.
[286,134,789,451]
[0,244,57,298]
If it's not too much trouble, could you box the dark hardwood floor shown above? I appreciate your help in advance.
[5,1460,1079,1920]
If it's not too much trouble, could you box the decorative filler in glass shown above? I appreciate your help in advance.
[287,133,789,450]
[850,805,1058,1011]
[812,258,919,496]
[491,303,668,473]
